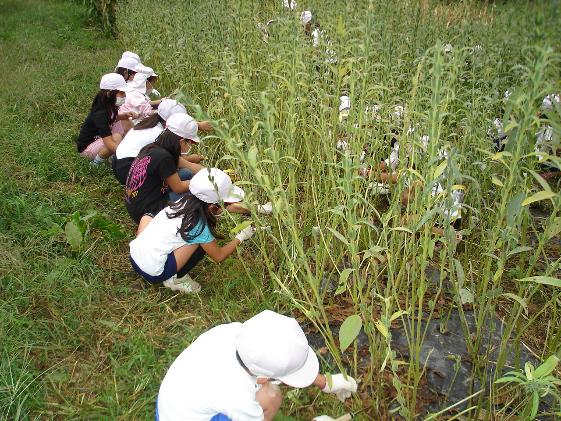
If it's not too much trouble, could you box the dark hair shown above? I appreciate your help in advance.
[166,193,224,241]
[139,128,182,167]
[147,76,157,84]
[134,113,165,131]
[116,67,136,81]
[91,89,118,123]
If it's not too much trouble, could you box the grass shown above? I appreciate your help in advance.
[0,0,560,420]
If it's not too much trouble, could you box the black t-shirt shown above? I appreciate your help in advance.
[124,148,177,224]
[76,108,114,153]
[112,156,135,186]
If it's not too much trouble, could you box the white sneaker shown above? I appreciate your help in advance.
[162,274,201,293]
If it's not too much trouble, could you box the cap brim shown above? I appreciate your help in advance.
[119,85,133,93]
[223,186,245,203]
[277,346,319,388]
[189,135,200,143]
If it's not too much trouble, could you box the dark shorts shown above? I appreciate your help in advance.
[130,253,177,284]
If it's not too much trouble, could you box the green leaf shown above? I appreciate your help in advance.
[64,221,82,252]
[433,160,448,179]
[230,220,252,233]
[375,319,388,338]
[518,276,561,288]
[389,310,408,322]
[507,246,533,258]
[506,192,526,227]
[521,190,557,207]
[339,268,353,284]
[339,314,362,352]
[415,208,440,231]
[326,228,349,246]
[533,355,559,378]
[39,226,64,236]
[502,293,527,315]
[459,288,474,304]
[491,176,504,187]
[546,217,561,241]
[453,259,465,288]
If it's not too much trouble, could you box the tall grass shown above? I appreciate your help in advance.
[119,0,561,418]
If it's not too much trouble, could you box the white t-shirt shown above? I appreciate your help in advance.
[129,206,215,276]
[157,323,264,421]
[431,184,463,220]
[311,28,337,64]
[116,123,164,159]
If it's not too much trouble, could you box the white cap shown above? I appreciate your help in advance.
[166,113,200,143]
[224,185,245,203]
[100,73,132,92]
[117,56,139,71]
[121,51,140,62]
[190,168,234,204]
[236,310,319,388]
[157,99,187,121]
[128,72,149,94]
[136,64,158,77]
[300,11,312,24]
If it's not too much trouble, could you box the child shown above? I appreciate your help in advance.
[76,73,137,166]
[129,168,256,293]
[113,99,211,185]
[155,310,357,420]
[118,70,157,135]
[124,113,205,226]
[115,51,140,82]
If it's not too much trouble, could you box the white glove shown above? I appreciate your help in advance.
[313,416,335,421]
[322,373,357,402]
[151,88,161,97]
[235,225,255,243]
[257,202,273,214]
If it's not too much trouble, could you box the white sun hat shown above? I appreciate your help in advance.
[166,113,200,143]
[100,73,132,92]
[189,168,233,204]
[157,99,187,121]
[236,310,319,388]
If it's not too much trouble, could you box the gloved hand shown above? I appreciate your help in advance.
[322,373,357,402]
[257,202,273,214]
[235,225,255,243]
[312,416,335,421]
[151,88,161,97]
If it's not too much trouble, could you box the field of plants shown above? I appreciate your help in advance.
[1,0,560,420]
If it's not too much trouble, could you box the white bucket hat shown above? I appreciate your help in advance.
[100,73,132,92]
[236,310,319,388]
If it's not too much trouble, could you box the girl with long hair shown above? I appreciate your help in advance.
[129,168,256,293]
[76,73,137,166]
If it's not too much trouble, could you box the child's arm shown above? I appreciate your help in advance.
[178,158,205,172]
[165,173,191,194]
[117,111,138,121]
[201,226,254,262]
[197,121,213,131]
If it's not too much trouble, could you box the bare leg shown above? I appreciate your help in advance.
[121,118,134,135]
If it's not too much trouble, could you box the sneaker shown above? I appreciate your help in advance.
[162,274,201,293]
